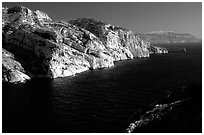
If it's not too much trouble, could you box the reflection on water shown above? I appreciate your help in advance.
[3,43,202,132]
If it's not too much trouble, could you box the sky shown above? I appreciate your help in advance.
[2,2,202,38]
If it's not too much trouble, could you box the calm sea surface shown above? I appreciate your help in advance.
[3,43,202,132]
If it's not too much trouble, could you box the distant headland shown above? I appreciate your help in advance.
[136,31,201,45]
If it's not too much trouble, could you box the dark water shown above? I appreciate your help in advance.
[3,43,202,133]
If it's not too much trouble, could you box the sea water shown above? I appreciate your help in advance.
[2,43,202,132]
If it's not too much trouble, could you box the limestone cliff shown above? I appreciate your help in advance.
[2,6,167,83]
[70,18,152,59]
[136,31,201,45]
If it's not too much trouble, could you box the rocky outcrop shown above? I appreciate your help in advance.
[136,31,201,45]
[2,48,30,83]
[125,99,189,133]
[148,45,168,54]
[2,6,167,83]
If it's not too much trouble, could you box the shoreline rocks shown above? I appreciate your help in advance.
[2,6,168,84]
[2,48,30,83]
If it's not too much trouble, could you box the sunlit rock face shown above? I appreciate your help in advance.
[2,6,167,83]
[69,18,152,60]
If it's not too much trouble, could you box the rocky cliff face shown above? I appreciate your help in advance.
[69,18,151,59]
[136,31,201,45]
[2,6,168,83]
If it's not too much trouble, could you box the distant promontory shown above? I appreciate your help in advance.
[136,31,201,45]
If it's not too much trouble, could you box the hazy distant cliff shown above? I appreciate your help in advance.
[136,31,201,45]
[2,6,167,83]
